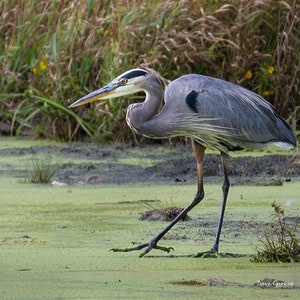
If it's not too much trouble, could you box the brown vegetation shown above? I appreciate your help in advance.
[0,0,299,142]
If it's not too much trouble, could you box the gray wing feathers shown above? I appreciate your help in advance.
[199,87,296,147]
[165,75,295,149]
[194,87,278,143]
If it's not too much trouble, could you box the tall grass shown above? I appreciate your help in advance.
[0,0,299,142]
[25,155,60,184]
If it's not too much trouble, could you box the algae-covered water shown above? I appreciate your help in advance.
[0,137,299,299]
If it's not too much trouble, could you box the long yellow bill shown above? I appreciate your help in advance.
[69,83,116,108]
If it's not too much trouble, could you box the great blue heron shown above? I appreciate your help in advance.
[69,69,296,257]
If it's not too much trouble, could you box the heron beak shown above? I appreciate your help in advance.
[69,83,116,108]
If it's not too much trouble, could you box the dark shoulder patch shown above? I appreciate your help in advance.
[124,70,148,79]
[186,90,199,113]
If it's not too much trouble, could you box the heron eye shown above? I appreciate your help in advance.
[121,79,128,85]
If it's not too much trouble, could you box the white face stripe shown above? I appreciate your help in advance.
[100,69,149,99]
[107,84,143,98]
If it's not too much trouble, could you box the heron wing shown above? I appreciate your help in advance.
[165,75,295,150]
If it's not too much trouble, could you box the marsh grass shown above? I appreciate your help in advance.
[25,155,60,184]
[251,202,300,263]
[1,0,299,142]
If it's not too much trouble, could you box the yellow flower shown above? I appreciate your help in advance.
[268,66,275,74]
[263,90,269,97]
[244,70,252,80]
[32,58,48,74]
[39,60,47,71]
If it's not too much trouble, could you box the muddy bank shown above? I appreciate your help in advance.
[0,142,299,185]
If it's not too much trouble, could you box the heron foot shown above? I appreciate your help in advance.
[110,241,174,257]
[194,248,219,258]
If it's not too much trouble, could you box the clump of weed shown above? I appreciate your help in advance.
[250,202,300,263]
[139,207,190,222]
[25,155,60,184]
[169,277,245,287]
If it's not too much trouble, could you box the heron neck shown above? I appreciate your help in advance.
[143,88,164,119]
[126,80,164,135]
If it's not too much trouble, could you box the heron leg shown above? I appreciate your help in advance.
[111,141,206,257]
[211,152,230,252]
[212,152,231,254]
[195,152,230,257]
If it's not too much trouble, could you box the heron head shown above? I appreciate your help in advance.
[69,69,149,108]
